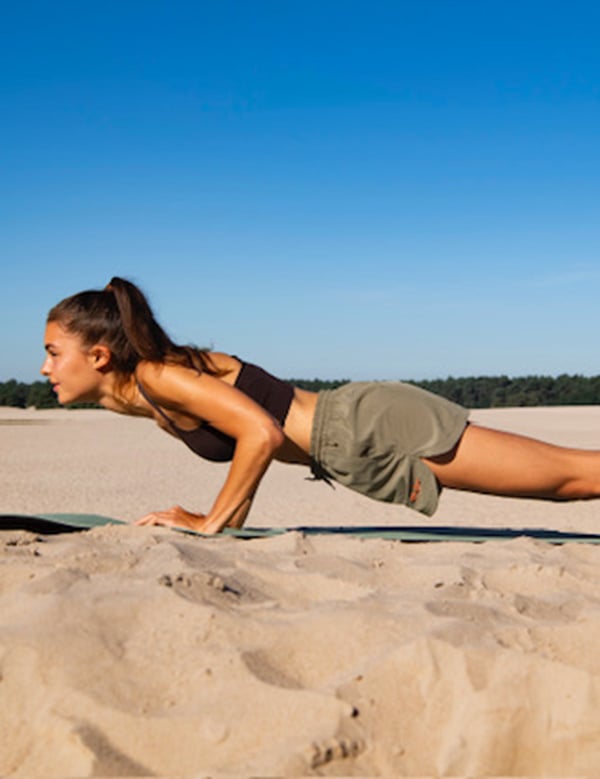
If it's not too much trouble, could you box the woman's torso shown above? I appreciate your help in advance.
[135,353,318,465]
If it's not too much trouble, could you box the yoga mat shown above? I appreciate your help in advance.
[0,513,126,534]
[2,513,600,544]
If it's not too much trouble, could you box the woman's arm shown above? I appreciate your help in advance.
[134,362,284,533]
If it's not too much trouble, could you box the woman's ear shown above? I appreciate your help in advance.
[89,344,112,371]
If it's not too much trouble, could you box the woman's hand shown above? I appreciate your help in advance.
[135,505,219,534]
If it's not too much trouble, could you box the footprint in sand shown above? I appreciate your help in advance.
[512,592,582,623]
[158,571,274,608]
[425,599,509,627]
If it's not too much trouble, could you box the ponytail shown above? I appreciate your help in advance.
[106,277,172,363]
[47,277,217,378]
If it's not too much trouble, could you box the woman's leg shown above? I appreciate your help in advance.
[423,424,600,501]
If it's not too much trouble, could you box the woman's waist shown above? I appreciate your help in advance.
[279,387,319,459]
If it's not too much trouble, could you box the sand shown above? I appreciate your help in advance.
[1,405,600,776]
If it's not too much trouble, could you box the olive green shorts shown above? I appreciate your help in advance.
[310,382,470,516]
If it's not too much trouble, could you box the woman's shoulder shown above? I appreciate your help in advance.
[135,354,242,400]
[136,353,237,378]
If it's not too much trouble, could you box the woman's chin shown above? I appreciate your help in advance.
[56,390,75,405]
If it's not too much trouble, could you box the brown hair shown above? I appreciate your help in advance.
[47,277,219,379]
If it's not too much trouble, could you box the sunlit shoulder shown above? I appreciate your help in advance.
[132,356,254,433]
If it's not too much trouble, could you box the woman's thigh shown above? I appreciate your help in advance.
[423,423,600,499]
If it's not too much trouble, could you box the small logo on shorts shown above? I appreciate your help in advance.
[409,478,422,504]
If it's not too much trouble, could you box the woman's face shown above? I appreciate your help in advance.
[41,321,104,405]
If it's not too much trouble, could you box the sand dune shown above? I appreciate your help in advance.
[1,405,600,776]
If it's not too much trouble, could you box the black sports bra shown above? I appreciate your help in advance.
[136,359,294,462]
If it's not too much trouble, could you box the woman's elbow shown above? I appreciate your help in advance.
[257,420,285,455]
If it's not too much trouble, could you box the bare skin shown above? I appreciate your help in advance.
[42,323,600,534]
[424,424,600,502]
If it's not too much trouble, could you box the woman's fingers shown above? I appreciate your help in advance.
[134,505,208,530]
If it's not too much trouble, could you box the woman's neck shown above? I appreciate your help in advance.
[97,373,147,416]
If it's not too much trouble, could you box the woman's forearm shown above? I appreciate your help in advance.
[200,424,283,533]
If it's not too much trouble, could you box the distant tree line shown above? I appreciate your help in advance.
[2,374,600,410]
[0,380,98,409]
[289,375,600,408]
[409,374,600,409]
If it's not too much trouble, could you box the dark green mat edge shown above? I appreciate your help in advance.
[1,513,600,544]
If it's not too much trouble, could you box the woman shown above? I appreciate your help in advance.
[41,277,600,534]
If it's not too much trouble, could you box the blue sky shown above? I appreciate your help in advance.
[3,0,599,382]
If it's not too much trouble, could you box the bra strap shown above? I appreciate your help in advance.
[135,379,180,435]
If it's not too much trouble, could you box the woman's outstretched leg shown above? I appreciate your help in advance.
[423,424,600,501]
